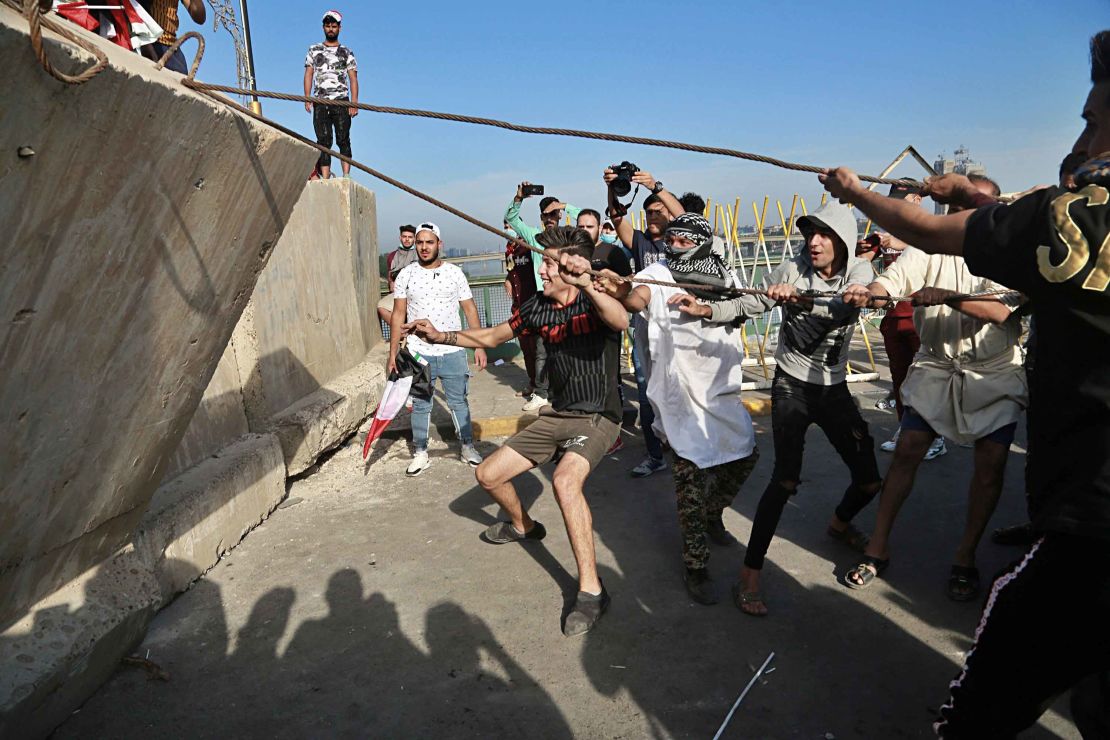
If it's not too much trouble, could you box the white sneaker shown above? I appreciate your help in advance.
[924,437,948,461]
[522,393,549,412]
[460,444,483,467]
[880,429,900,453]
[406,450,431,476]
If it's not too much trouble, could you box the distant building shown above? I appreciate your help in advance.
[933,146,987,213]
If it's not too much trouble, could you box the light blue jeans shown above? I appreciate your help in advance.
[411,350,473,452]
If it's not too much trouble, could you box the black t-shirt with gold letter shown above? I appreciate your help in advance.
[964,185,1110,540]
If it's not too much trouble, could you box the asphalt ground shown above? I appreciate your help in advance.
[56,379,1077,739]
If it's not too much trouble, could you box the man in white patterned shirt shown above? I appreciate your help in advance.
[389,223,486,475]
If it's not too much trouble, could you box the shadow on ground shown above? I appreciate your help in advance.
[54,408,1073,739]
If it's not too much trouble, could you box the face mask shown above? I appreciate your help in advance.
[599,233,618,245]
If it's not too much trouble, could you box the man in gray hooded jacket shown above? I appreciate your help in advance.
[670,201,882,616]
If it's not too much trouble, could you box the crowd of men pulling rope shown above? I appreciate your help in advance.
[13,3,1110,736]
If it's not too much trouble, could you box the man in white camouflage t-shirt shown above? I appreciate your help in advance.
[303,10,359,179]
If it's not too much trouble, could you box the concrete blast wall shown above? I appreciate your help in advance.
[0,10,387,729]
[0,4,318,629]
[163,178,384,482]
[0,6,383,736]
[138,178,387,604]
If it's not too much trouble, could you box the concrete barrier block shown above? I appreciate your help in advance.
[267,347,388,475]
[164,339,251,480]
[135,433,286,603]
[245,179,381,422]
[0,5,317,627]
[0,546,160,739]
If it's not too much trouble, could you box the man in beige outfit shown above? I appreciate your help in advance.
[840,175,1027,601]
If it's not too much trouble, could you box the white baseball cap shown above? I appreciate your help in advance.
[322,10,342,23]
[416,221,441,238]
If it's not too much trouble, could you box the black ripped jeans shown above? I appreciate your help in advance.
[744,371,882,570]
[312,96,352,168]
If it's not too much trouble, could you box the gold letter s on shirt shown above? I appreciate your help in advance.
[1040,184,1110,291]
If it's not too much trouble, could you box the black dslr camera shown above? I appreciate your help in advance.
[608,161,639,197]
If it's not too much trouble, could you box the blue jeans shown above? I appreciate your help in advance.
[632,343,663,460]
[411,351,473,451]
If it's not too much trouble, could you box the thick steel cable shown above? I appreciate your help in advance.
[5,0,109,84]
[183,81,920,188]
[153,30,205,79]
[186,83,1020,307]
[183,83,776,298]
[5,15,1013,306]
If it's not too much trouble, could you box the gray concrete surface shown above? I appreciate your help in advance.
[246,179,380,424]
[167,179,384,480]
[0,3,316,628]
[55,404,1076,738]
[136,432,287,604]
[266,347,387,475]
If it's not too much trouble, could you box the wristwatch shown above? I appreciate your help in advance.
[652,181,665,194]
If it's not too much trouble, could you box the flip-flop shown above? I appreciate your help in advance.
[731,583,768,617]
[844,556,890,590]
[947,565,981,602]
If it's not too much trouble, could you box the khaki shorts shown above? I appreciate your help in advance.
[377,292,395,313]
[505,407,620,471]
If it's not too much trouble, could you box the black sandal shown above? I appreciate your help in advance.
[844,556,889,590]
[947,565,981,602]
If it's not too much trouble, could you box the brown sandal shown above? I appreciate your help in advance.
[731,583,768,617]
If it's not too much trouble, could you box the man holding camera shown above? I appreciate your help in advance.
[504,182,582,412]
[604,165,684,477]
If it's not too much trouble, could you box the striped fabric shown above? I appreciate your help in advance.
[145,0,179,44]
[510,293,622,423]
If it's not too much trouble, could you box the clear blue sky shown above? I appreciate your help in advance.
[191,1,1104,253]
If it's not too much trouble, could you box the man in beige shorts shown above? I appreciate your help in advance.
[404,226,627,637]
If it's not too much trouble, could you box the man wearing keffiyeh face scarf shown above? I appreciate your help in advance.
[661,213,733,299]
[594,214,760,605]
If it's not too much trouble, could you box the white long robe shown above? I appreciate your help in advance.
[637,263,755,468]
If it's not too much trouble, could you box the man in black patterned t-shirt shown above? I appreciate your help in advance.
[404,226,628,637]
[821,30,1110,737]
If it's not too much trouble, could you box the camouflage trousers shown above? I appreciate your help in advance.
[671,448,760,569]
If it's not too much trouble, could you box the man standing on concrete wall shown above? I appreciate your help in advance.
[304,10,358,180]
[390,223,485,476]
